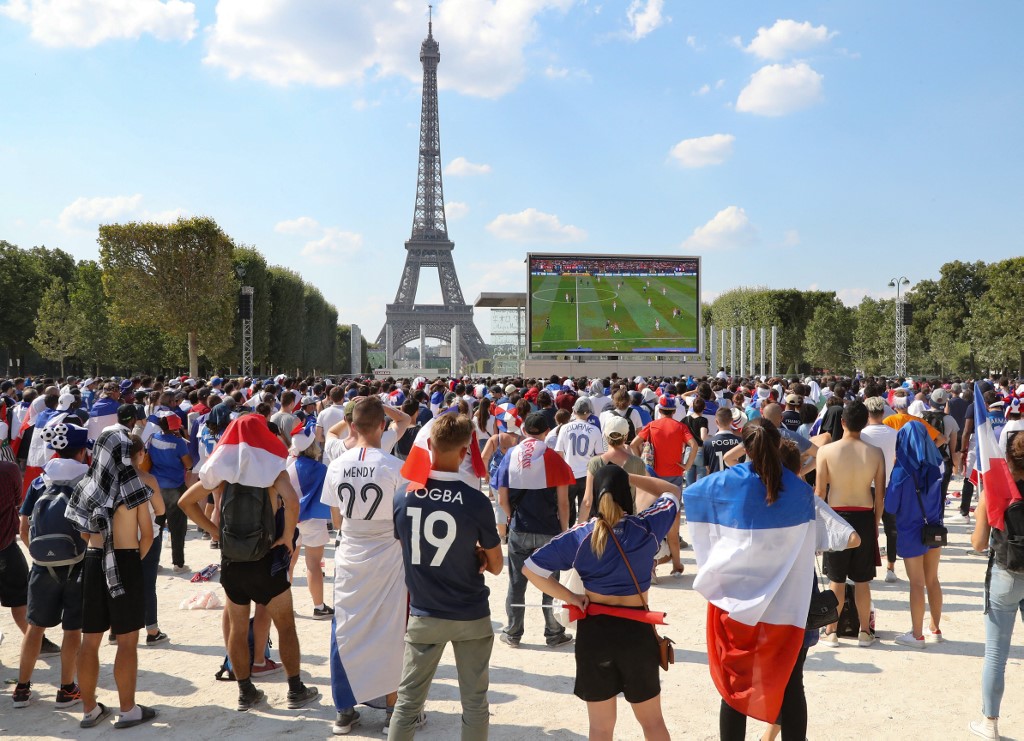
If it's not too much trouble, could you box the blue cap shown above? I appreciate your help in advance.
[119,379,133,392]
[211,377,223,387]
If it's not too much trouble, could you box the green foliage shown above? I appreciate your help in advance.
[969,257,1024,372]
[68,260,110,374]
[301,285,337,372]
[851,297,895,375]
[30,280,77,376]
[267,267,305,372]
[803,298,854,372]
[99,217,238,377]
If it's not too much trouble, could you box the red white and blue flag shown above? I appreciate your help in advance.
[973,384,1017,530]
[86,397,121,442]
[684,464,816,723]
[401,406,487,488]
[199,414,288,489]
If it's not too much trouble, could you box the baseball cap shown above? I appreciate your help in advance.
[523,412,551,435]
[56,392,75,411]
[504,384,517,395]
[930,389,949,405]
[603,415,629,441]
[785,393,802,404]
[573,397,593,415]
[658,395,676,411]
[300,395,318,407]
[117,404,144,425]
[119,379,133,392]
[156,409,182,431]
[42,421,89,451]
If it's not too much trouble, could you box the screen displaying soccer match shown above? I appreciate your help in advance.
[527,253,701,354]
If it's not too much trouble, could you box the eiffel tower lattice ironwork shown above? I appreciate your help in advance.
[376,16,487,367]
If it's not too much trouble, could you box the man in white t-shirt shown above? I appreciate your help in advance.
[315,386,347,444]
[323,400,411,465]
[860,396,900,583]
[320,397,410,734]
[555,397,606,522]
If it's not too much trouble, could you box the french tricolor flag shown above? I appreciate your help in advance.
[401,406,486,488]
[684,464,816,723]
[199,414,288,489]
[973,384,1017,530]
[87,397,121,442]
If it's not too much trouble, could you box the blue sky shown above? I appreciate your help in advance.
[2,1,1021,344]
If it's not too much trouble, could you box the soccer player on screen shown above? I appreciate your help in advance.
[612,301,617,312]
[647,298,652,307]
[655,319,661,331]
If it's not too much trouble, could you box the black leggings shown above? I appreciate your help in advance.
[719,645,809,741]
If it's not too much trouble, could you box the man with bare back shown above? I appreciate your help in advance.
[815,400,885,647]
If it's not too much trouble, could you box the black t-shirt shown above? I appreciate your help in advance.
[703,432,743,474]
[781,410,803,432]
[684,414,708,443]
[820,405,844,441]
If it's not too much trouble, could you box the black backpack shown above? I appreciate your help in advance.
[612,409,637,444]
[922,410,949,460]
[28,481,87,573]
[219,483,275,563]
[1004,494,1024,574]
[835,582,860,638]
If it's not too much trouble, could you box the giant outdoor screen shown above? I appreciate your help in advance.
[528,253,701,354]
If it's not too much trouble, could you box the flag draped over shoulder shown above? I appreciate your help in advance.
[86,397,121,443]
[199,414,288,489]
[683,463,816,723]
[401,406,486,488]
[973,384,1017,530]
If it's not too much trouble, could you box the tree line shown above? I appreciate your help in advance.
[1,217,370,378]
[703,257,1024,377]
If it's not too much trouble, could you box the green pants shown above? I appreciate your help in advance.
[387,615,493,741]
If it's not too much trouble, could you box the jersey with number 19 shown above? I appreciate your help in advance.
[393,470,501,621]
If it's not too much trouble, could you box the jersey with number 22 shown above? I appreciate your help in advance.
[321,447,406,535]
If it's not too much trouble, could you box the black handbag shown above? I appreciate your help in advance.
[807,560,839,630]
[915,484,947,547]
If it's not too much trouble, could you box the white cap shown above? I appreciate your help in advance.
[56,392,76,411]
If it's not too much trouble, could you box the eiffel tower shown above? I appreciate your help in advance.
[376,15,488,367]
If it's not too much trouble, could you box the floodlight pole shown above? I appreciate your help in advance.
[888,276,910,377]
[740,326,746,377]
[771,325,777,377]
[749,327,755,377]
[241,286,254,378]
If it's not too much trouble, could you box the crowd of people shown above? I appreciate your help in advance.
[0,368,1020,739]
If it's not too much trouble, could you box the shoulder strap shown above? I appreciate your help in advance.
[607,525,649,612]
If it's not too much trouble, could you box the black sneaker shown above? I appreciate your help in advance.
[237,686,265,712]
[12,682,34,708]
[146,631,169,646]
[55,683,82,709]
[286,685,319,709]
[39,637,62,656]
[332,707,360,735]
[313,605,335,620]
[546,633,574,648]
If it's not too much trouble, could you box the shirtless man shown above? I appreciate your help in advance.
[815,400,885,647]
[65,422,157,729]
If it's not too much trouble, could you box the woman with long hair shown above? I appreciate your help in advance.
[967,432,1024,740]
[524,466,678,741]
[684,419,858,741]
[473,397,495,451]
[885,421,945,647]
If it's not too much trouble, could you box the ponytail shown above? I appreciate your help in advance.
[744,419,783,504]
[590,491,625,559]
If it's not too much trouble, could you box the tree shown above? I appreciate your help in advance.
[267,267,305,373]
[99,217,237,378]
[68,260,110,375]
[804,299,854,372]
[30,281,77,376]
[851,297,896,375]
[968,257,1024,372]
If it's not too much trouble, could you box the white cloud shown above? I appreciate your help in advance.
[203,0,574,99]
[682,206,756,251]
[693,83,710,96]
[487,208,585,243]
[715,79,725,89]
[834,286,895,307]
[444,156,491,177]
[743,19,836,61]
[146,207,188,224]
[544,65,569,79]
[58,194,143,230]
[736,62,823,116]
[1,0,197,48]
[669,134,735,168]
[300,228,363,265]
[626,0,665,40]
[274,216,321,236]
[782,229,800,247]
[445,201,469,220]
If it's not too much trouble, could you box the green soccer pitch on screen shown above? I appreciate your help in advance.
[527,254,701,354]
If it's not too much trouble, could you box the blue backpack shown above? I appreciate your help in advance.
[28,481,87,572]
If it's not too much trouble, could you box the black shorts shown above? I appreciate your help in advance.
[0,540,29,608]
[27,562,84,630]
[574,610,661,704]
[823,510,877,584]
[82,548,145,634]
[221,551,290,607]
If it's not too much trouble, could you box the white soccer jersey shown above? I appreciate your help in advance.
[322,446,407,531]
[555,419,607,478]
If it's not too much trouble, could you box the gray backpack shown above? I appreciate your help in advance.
[28,481,86,571]
[219,483,275,563]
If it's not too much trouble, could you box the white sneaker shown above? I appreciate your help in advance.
[969,717,999,740]
[884,569,898,583]
[949,514,970,524]
[820,630,839,647]
[894,631,926,649]
[925,628,945,644]
[858,631,876,647]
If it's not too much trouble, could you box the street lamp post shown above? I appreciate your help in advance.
[887,276,911,377]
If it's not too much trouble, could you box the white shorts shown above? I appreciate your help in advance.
[297,519,330,548]
[492,499,506,526]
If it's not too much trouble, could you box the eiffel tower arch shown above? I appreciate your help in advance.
[376,17,488,368]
